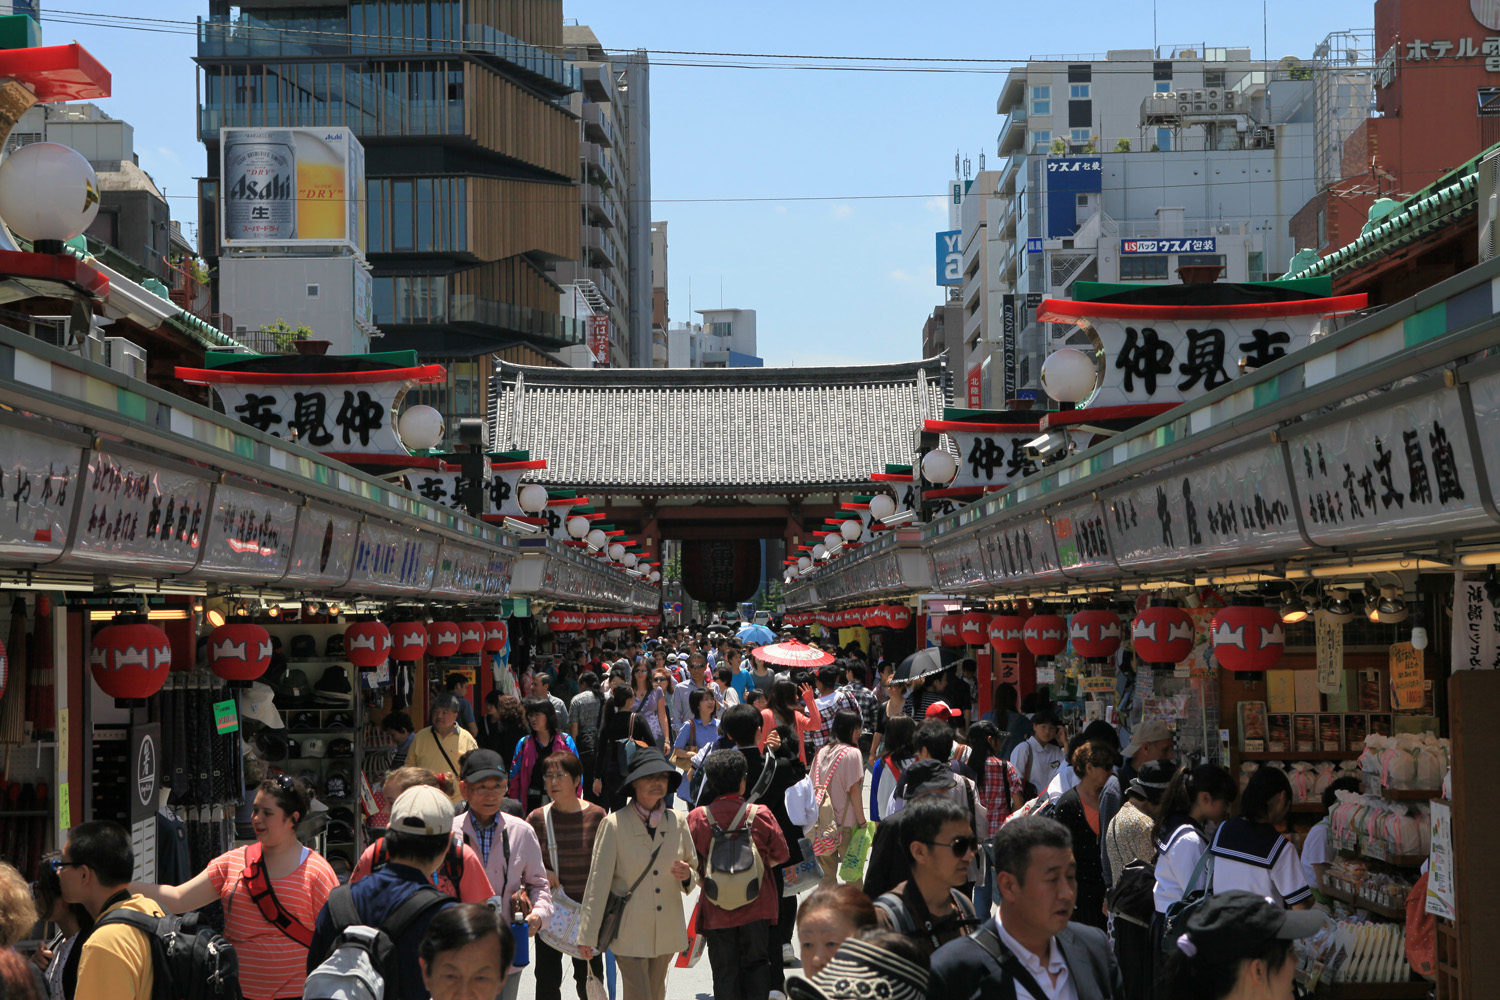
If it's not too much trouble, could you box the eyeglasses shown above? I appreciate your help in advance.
[49,858,84,873]
[922,836,979,857]
[542,771,572,782]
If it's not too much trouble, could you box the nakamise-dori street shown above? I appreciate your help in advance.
[0,2,1498,1000]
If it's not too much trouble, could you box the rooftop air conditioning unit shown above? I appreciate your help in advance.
[1478,148,1500,261]
[1206,101,1221,111]
[1205,88,1222,100]
[105,337,148,381]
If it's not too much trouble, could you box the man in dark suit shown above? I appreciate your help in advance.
[930,815,1123,1000]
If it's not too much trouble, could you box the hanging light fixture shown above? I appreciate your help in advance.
[920,447,958,486]
[518,484,549,514]
[1363,582,1382,623]
[586,528,607,550]
[812,543,827,560]
[868,494,897,520]
[840,519,862,542]
[1322,587,1354,624]
[1410,603,1429,650]
[1375,585,1407,623]
[1279,587,1309,624]
[823,532,841,550]
[566,515,590,540]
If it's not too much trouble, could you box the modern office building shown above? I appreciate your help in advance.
[948,45,1329,407]
[650,220,668,366]
[195,0,584,423]
[552,26,652,368]
[6,103,192,279]
[659,308,763,368]
[921,300,964,365]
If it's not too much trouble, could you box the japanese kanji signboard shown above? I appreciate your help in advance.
[1052,499,1118,578]
[283,503,358,587]
[1286,384,1484,546]
[924,418,1040,494]
[194,483,297,582]
[976,516,1066,588]
[0,425,80,562]
[70,450,213,573]
[350,520,437,594]
[929,534,986,591]
[1452,576,1500,671]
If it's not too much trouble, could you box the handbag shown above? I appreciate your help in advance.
[585,968,608,1000]
[615,712,649,774]
[810,746,854,856]
[670,720,699,769]
[1106,857,1158,928]
[781,857,823,896]
[839,821,875,883]
[674,900,708,968]
[595,825,669,953]
[1162,847,1216,952]
[537,805,586,958]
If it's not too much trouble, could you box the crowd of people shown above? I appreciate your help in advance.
[3,625,1323,1000]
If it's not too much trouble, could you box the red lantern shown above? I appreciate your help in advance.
[987,614,1027,654]
[344,621,392,669]
[457,622,485,654]
[1023,614,1068,658]
[888,605,912,630]
[391,621,427,661]
[1069,610,1123,660]
[428,621,461,658]
[208,623,272,681]
[959,611,991,646]
[1132,605,1195,666]
[1211,601,1284,671]
[90,623,172,699]
[938,613,966,647]
[862,606,888,629]
[483,621,508,653]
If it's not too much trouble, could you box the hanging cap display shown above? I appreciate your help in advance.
[240,682,284,729]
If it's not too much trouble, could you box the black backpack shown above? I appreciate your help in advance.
[94,908,241,1000]
[873,887,978,949]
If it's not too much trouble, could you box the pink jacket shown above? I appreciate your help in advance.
[454,810,552,964]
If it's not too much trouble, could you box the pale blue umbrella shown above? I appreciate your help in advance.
[737,623,777,644]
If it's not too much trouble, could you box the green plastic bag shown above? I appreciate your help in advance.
[839,821,875,883]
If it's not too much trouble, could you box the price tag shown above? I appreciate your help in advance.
[1035,666,1056,683]
[1079,676,1115,694]
[1316,612,1344,694]
[58,783,70,825]
[213,699,240,734]
[1389,642,1424,710]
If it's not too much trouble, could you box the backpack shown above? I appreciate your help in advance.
[701,799,765,911]
[94,908,241,1000]
[873,887,978,948]
[303,884,450,1000]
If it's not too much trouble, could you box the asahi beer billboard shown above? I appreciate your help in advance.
[220,128,367,254]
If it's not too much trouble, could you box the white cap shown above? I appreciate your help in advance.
[389,785,455,837]
[241,683,284,729]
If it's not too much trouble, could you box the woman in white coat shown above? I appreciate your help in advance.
[577,748,698,1000]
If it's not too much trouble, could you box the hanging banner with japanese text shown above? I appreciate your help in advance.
[0,425,81,565]
[282,503,358,587]
[588,315,611,365]
[1316,611,1344,694]
[977,516,1066,589]
[1451,575,1500,671]
[1052,499,1118,579]
[1286,383,1486,547]
[191,482,297,582]
[349,521,437,594]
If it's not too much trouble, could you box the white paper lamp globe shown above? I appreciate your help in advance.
[0,143,100,244]
[586,528,607,549]
[566,515,590,539]
[607,542,625,562]
[921,447,958,486]
[797,556,812,571]
[812,543,828,560]
[1041,348,1098,403]
[397,405,444,452]
[517,484,549,514]
[868,494,897,520]
[623,552,638,568]
[650,570,661,582]
[840,519,862,542]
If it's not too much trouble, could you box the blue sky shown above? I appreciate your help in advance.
[44,0,1373,366]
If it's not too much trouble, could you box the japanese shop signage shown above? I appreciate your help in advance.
[1038,294,1364,409]
[220,127,367,253]
[1102,443,1305,570]
[350,520,437,594]
[932,422,1041,492]
[1376,36,1500,89]
[0,426,80,564]
[977,516,1066,588]
[67,451,213,573]
[1452,576,1500,671]
[193,483,297,582]
[1052,499,1118,578]
[282,503,357,587]
[430,542,510,599]
[1285,384,1486,547]
[936,230,963,286]
[929,534,986,591]
[1121,237,1217,255]
[588,315,611,365]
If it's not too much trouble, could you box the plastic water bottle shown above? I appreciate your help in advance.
[510,897,531,967]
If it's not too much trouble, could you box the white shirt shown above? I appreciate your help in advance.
[1042,766,1081,804]
[994,915,1078,1000]
[1154,822,1208,914]
[1300,818,1333,891]
[1209,818,1312,907]
[1011,736,1066,792]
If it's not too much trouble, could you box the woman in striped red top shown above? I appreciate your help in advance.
[130,776,338,1000]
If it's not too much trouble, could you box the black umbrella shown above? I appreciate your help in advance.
[891,645,964,683]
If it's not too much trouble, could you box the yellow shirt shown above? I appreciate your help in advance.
[75,893,165,1000]
[406,725,480,800]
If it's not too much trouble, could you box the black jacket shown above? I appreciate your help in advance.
[1053,787,1108,929]
[930,920,1123,1000]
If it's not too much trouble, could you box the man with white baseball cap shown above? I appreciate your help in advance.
[307,785,456,1000]
[1099,719,1175,886]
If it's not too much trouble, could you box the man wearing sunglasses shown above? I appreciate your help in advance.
[56,821,167,1000]
[872,797,980,958]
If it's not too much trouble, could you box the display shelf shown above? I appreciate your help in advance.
[1240,750,1362,761]
[1292,802,1329,814]
[1322,883,1408,921]
[1381,788,1442,801]
[1332,836,1428,868]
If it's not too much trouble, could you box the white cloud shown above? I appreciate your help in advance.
[925,196,949,217]
[155,146,181,165]
[830,204,853,220]
[773,205,788,214]
[889,269,916,282]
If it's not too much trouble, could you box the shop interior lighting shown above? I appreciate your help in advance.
[1279,588,1310,624]
[205,608,226,627]
[1323,587,1355,624]
[192,600,204,613]
[1195,571,1284,586]
[1458,549,1500,566]
[1375,585,1407,623]
[233,602,250,617]
[1410,604,1429,650]
[1300,557,1450,579]
[266,604,281,618]
[89,609,190,622]
[1364,583,1382,623]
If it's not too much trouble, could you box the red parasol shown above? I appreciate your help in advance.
[749,640,835,668]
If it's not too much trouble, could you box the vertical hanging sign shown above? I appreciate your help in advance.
[1315,612,1344,693]
[1452,575,1500,670]
[1002,294,1017,403]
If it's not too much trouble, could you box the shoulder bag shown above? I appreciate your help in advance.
[594,818,670,952]
[1161,845,1216,952]
[810,746,853,856]
[537,805,587,958]
[238,843,314,947]
[614,711,650,774]
[670,721,699,770]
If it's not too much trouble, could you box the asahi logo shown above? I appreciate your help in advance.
[137,733,157,809]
